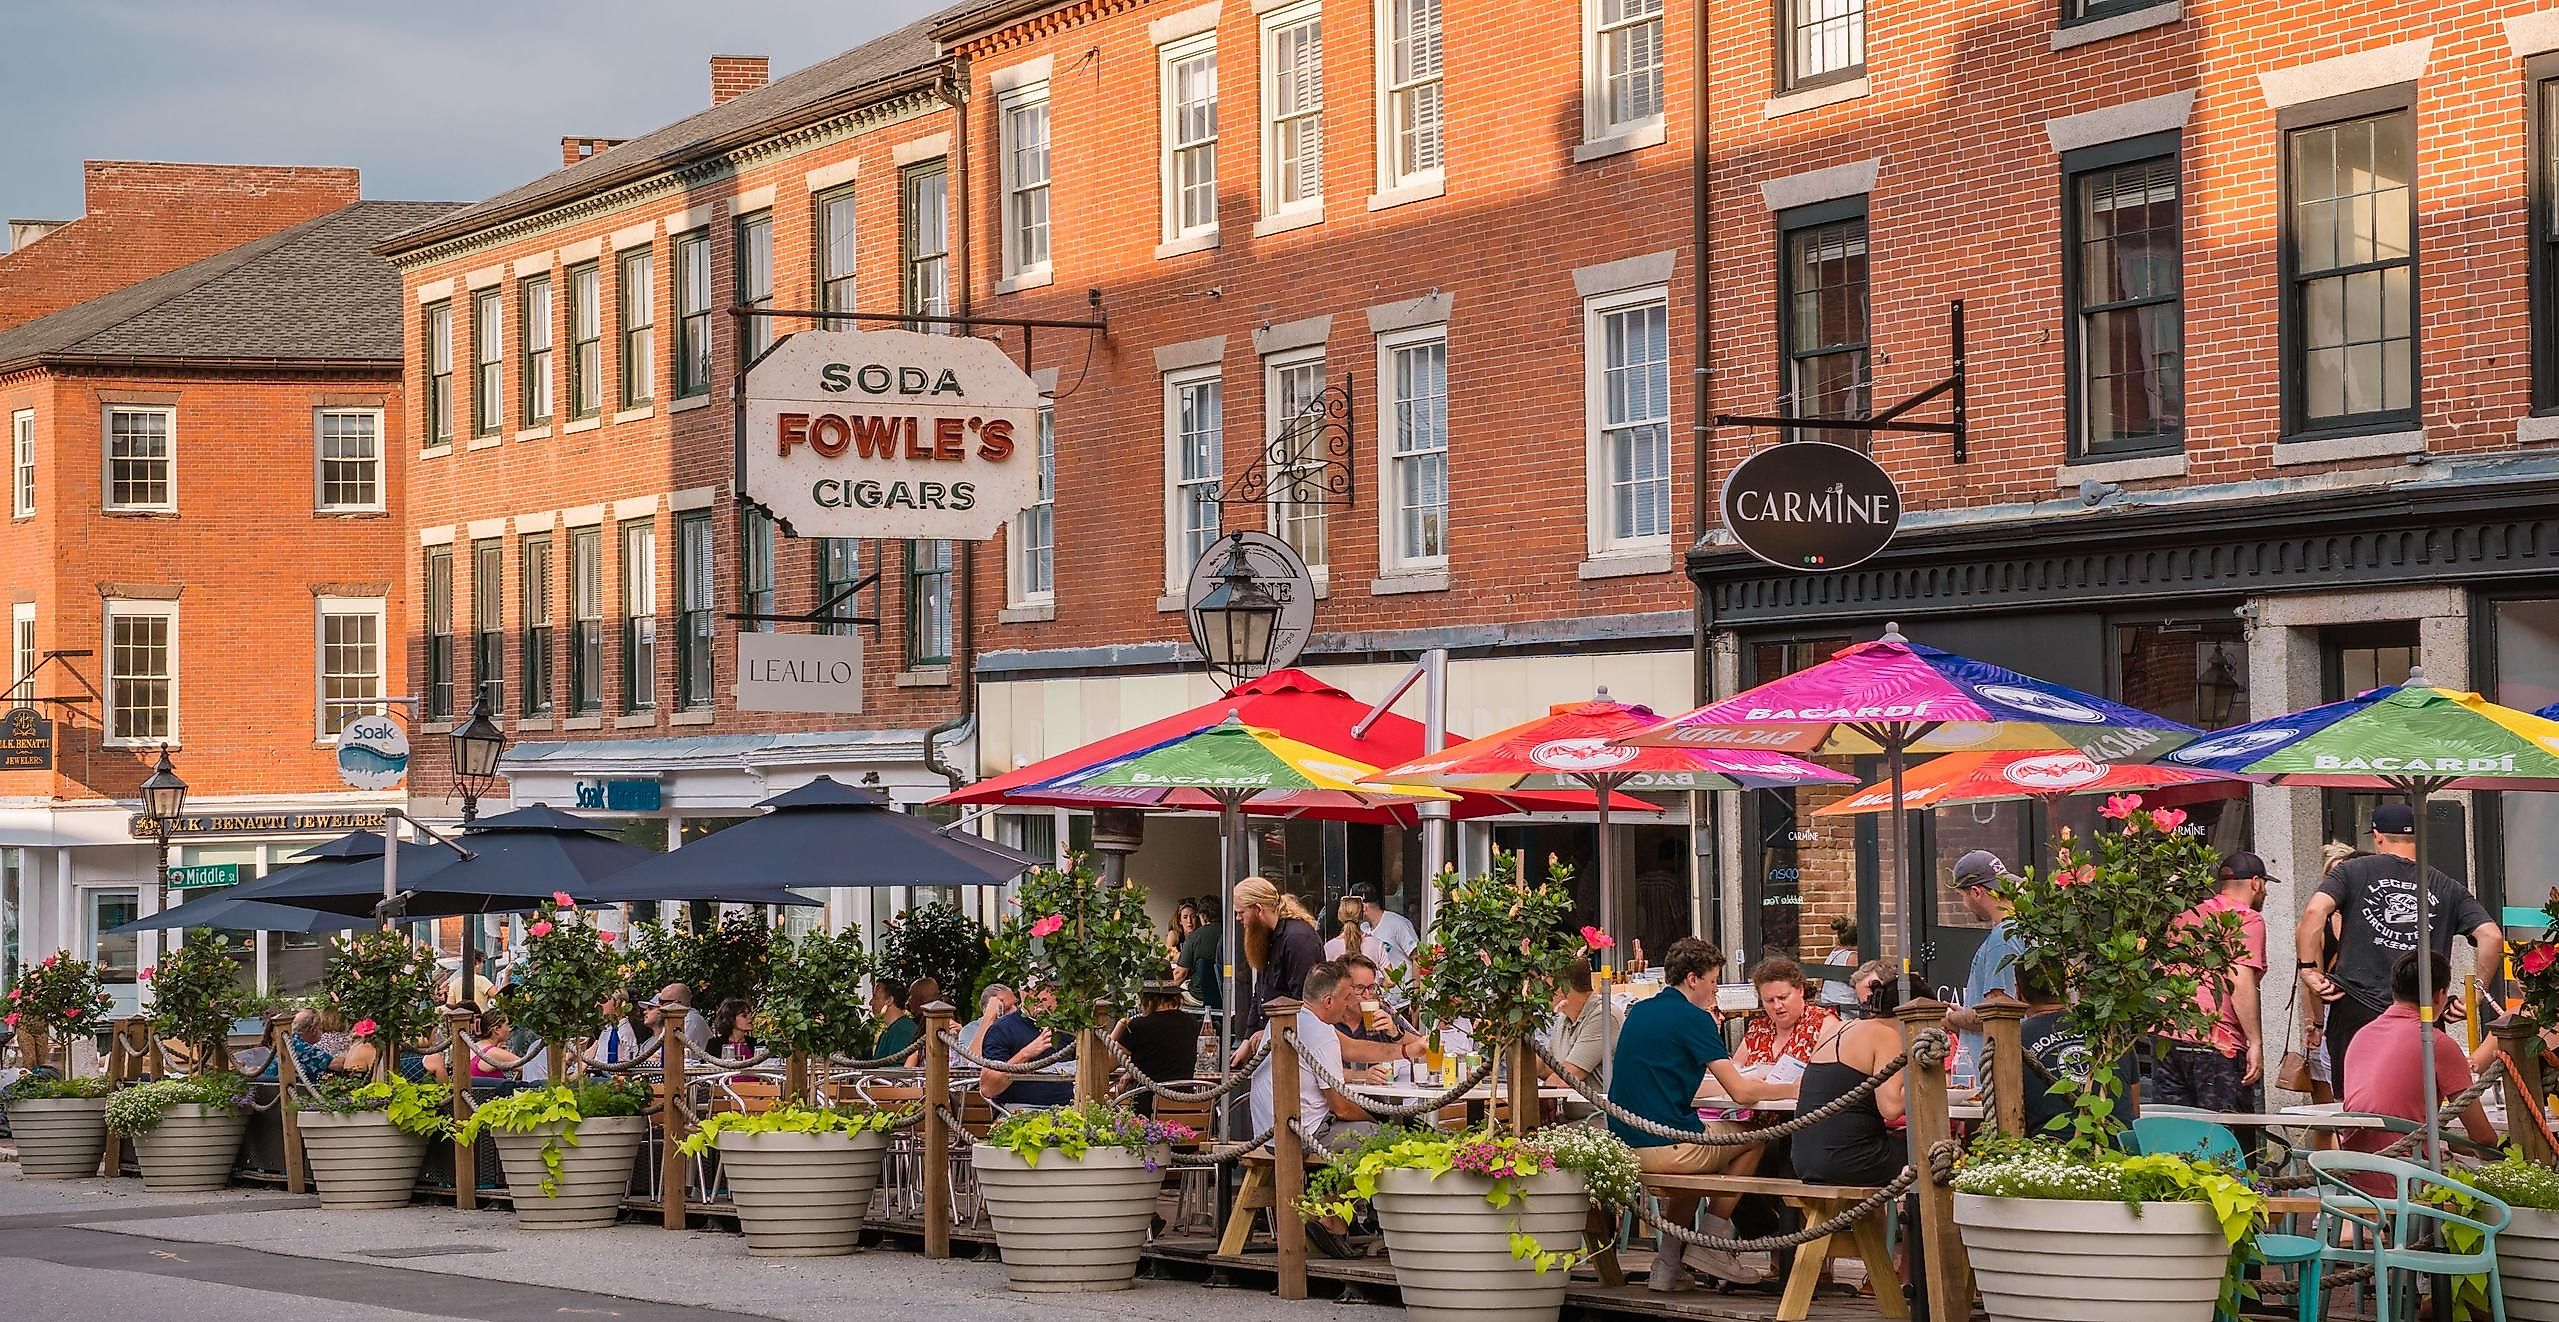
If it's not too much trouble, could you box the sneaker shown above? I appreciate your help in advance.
[1683,1242,1770,1286]
[1646,1241,1695,1293]
[1304,1221,1365,1260]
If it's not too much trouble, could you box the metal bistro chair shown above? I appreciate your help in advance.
[2127,1115,2324,1322]
[2309,1150,2512,1322]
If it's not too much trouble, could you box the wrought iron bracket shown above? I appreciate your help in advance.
[725,571,880,629]
[1714,300,1970,462]
[1216,376,1357,508]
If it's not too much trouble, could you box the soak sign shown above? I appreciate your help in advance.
[743,329,1043,540]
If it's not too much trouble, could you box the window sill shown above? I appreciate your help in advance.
[997,600,1056,624]
[314,508,391,520]
[671,709,716,726]
[2271,428,2425,466]
[467,434,503,451]
[1253,207,1325,238]
[1766,76,1870,119]
[613,712,659,729]
[896,667,952,688]
[420,445,453,460]
[562,417,602,435]
[2051,451,2186,486]
[1577,547,1675,579]
[515,425,552,442]
[996,266,1055,295]
[102,507,176,519]
[1156,592,1187,614]
[613,405,656,425]
[1367,176,1446,212]
[517,718,553,733]
[1574,119,1667,163]
[1154,230,1221,260]
[2519,413,2559,444]
[2052,0,2182,50]
[106,739,179,751]
[1371,568,1451,595]
[670,394,715,415]
[560,715,604,731]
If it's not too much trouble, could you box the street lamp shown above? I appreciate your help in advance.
[1190,534,1281,688]
[2197,643,2244,729]
[139,746,187,896]
[450,696,506,826]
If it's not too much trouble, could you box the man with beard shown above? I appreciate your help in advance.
[1230,875,1326,1067]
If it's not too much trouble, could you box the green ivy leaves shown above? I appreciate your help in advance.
[457,1080,651,1197]
[675,1102,902,1158]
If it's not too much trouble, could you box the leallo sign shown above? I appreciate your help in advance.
[1719,441,1900,572]
[743,329,1043,540]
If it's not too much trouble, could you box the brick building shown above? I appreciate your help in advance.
[0,184,453,1006]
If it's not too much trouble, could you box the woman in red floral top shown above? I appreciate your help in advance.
[1737,957,1839,1070]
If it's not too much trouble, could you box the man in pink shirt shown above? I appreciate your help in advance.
[2149,852,2270,1112]
[2343,951,2496,1172]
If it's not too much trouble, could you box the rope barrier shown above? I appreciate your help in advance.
[683,1040,775,1070]
[1169,1127,1280,1166]
[1636,1164,1921,1254]
[827,1046,923,1069]
[585,1034,667,1073]
[2258,1063,2505,1192]
[1285,1033,1495,1122]
[938,1029,1078,1076]
[1099,1027,1269,1104]
[1531,1035,1917,1145]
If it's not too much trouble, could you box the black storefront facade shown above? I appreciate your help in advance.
[1688,464,2559,999]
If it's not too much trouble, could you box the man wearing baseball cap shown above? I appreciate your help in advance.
[2149,853,2274,1113]
[2296,803,2502,1092]
[1942,849,2026,1073]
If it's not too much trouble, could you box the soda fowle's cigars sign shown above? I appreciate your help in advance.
[742,329,1043,541]
[1718,440,1901,572]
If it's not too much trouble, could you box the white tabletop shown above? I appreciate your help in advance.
[1348,1081,1579,1103]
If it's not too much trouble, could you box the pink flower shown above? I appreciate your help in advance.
[1028,915,1066,939]
[2525,945,2558,977]
[139,967,155,982]
[529,920,554,938]
[2054,864,2096,889]
[351,1018,378,1039]
[62,1007,79,1019]
[1581,926,1615,951]
[598,930,617,944]
[552,891,575,909]
[42,954,55,967]
[2150,808,2188,833]
[3,1012,15,1027]
[8,988,20,1001]
[2098,793,2143,820]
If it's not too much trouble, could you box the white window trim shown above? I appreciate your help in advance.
[312,407,387,514]
[1375,323,1450,576]
[1008,400,1058,609]
[104,598,177,748]
[1373,0,1447,197]
[1262,347,1331,579]
[1580,0,1667,157]
[997,81,1055,287]
[1261,1,1325,223]
[101,404,176,514]
[1162,366,1224,593]
[1582,285,1674,558]
[1160,32,1222,248]
[10,602,34,694]
[10,408,30,518]
[313,595,388,743]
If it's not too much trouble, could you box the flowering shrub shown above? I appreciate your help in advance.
[145,929,251,1070]
[620,910,768,1011]
[7,951,114,1065]
[2513,889,2559,1032]
[984,854,1162,1035]
[321,927,440,1064]
[104,1071,255,1136]
[981,1101,1195,1167]
[2451,1149,2559,1213]
[875,900,992,1004]
[498,900,622,1050]
[759,924,876,1060]
[1535,1122,1641,1208]
[1399,852,1595,1075]
[1955,1132,2265,1313]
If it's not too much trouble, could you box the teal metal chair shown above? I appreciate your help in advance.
[2308,1150,2511,1322]
[2128,1115,2325,1322]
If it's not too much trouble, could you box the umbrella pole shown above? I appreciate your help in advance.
[1888,735,1914,983]
[1591,774,1619,1089]
[1217,788,1243,1137]
[2407,779,2443,1170]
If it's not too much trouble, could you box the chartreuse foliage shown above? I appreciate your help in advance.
[980,1101,1194,1167]
[298,1074,453,1139]
[457,1079,652,1197]
[675,1102,902,1158]
[1295,1124,1639,1274]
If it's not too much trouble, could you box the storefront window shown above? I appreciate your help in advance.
[2110,620,2254,861]
[2488,599,2559,913]
[1744,638,1856,964]
[0,847,20,993]
[84,888,141,1015]
[1491,809,1687,968]
[2320,622,2416,847]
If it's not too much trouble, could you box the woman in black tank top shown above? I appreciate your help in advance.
[1792,1012,1907,1187]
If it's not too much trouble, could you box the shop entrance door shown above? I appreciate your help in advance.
[82,886,142,1017]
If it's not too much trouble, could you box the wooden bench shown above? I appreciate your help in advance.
[1639,1173,1906,1322]
[1218,1149,1328,1256]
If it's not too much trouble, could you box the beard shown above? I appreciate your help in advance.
[1242,913,1274,972]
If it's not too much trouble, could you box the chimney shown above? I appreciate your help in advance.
[711,55,770,106]
[560,136,626,168]
[6,220,68,253]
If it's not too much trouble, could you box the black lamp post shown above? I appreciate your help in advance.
[2197,643,2244,729]
[1190,534,1282,690]
[450,697,506,826]
[139,746,187,900]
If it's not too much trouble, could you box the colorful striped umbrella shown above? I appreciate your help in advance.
[1033,714,1456,806]
[1813,749,2246,817]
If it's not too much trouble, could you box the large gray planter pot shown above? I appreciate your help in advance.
[299,1110,428,1210]
[2507,1204,2559,1322]
[8,1097,106,1179]
[491,1115,647,1230]
[1955,1192,2228,1322]
[132,1103,248,1192]
[1373,1167,1590,1322]
[717,1128,890,1257]
[972,1143,1161,1292]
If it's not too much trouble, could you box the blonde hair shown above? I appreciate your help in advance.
[2320,841,2363,876]
[1234,875,1317,927]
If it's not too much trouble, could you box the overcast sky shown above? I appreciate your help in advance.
[0,0,949,236]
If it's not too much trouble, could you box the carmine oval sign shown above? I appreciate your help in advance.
[1719,441,1900,572]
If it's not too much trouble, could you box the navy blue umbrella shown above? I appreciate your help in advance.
[108,897,375,935]
[249,804,647,915]
[583,776,1037,904]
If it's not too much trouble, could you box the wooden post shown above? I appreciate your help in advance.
[785,1050,810,1106]
[443,1007,475,1210]
[1075,1025,1109,1107]
[99,1018,136,1178]
[1896,998,1972,1322]
[1504,1034,1536,1135]
[2494,1018,2555,1166]
[1268,997,1308,1301]
[272,1014,307,1194]
[922,1001,955,1260]
[1976,994,2028,1138]
[660,1023,689,1229]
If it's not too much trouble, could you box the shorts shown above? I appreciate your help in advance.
[2147,1042,2259,1114]
[1634,1135,1752,1177]
[1312,1118,1382,1149]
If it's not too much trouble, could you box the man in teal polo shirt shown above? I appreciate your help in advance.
[1608,936,1798,1292]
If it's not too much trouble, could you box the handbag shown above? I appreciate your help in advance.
[2275,1047,2317,1094]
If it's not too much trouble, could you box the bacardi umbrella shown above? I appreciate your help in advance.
[585,776,1038,902]
[1813,749,2247,817]
[1622,624,2196,976]
[2164,674,2559,1166]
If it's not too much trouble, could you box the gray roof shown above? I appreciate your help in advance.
[380,10,955,256]
[0,200,463,371]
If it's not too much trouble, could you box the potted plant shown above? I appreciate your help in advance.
[116,930,253,1190]
[974,1103,1196,1291]
[459,1079,654,1228]
[877,900,991,1007]
[682,925,889,1257]
[2,951,116,1177]
[2447,1151,2559,1320]
[1952,796,2257,1322]
[295,926,444,1208]
[972,856,1170,1292]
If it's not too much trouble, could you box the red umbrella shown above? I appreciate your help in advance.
[1812,749,2249,817]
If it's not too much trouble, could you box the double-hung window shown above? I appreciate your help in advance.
[676,513,714,709]
[1586,290,1671,551]
[675,231,712,396]
[568,263,601,418]
[819,538,862,636]
[423,546,454,720]
[906,540,953,668]
[1164,369,1223,588]
[1011,410,1055,604]
[569,527,603,715]
[316,409,382,512]
[2283,102,2417,436]
[471,288,503,436]
[1588,0,1665,142]
[521,274,554,426]
[317,598,384,738]
[104,405,174,512]
[2065,135,2184,457]
[902,164,951,329]
[1780,0,1864,92]
[1778,198,1870,446]
[2539,66,2559,411]
[424,301,453,445]
[1381,0,1444,189]
[741,506,775,632]
[105,600,174,745]
[1001,86,1053,279]
[618,247,654,408]
[1161,37,1220,242]
[11,409,31,517]
[1265,354,1329,572]
[817,188,858,313]
[521,534,554,717]
[1381,329,1449,571]
[471,539,503,713]
[9,605,33,701]
[737,211,774,360]
[1264,7,1323,217]
[621,521,656,712]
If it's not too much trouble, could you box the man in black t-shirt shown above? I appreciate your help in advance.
[2296,803,2502,1092]
[1113,984,1201,1114]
